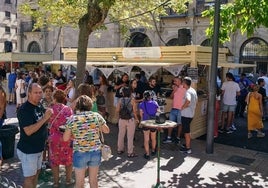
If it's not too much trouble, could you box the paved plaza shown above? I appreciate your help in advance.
[1,104,268,187]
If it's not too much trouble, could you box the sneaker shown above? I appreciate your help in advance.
[257,132,265,138]
[230,124,237,131]
[41,161,47,170]
[143,154,150,160]
[226,129,233,134]
[163,138,172,144]
[180,147,192,154]
[175,137,181,144]
[151,150,156,156]
[248,132,252,139]
[218,128,225,133]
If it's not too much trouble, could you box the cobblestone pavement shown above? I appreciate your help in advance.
[1,104,268,187]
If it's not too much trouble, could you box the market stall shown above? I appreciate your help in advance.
[44,45,256,138]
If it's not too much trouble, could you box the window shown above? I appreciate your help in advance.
[5,26,11,33]
[5,11,11,18]
[5,0,11,4]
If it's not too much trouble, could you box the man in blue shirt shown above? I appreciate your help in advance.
[235,73,249,118]
[8,69,17,104]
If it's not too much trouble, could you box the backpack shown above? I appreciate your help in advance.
[119,99,132,120]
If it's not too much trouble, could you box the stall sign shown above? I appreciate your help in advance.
[122,47,161,59]
[187,67,198,83]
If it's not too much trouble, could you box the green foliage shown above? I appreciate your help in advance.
[19,0,189,32]
[203,0,268,43]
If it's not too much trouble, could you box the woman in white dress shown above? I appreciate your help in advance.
[64,79,76,106]
[15,72,26,109]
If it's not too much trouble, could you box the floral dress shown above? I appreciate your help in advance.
[48,103,73,167]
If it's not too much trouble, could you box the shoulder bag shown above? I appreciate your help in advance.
[99,123,112,161]
[19,80,26,98]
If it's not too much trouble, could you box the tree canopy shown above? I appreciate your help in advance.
[19,0,189,87]
[202,0,268,43]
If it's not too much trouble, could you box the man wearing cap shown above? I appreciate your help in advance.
[179,77,197,154]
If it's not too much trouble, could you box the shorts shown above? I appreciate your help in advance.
[169,108,182,124]
[17,149,43,177]
[8,87,15,94]
[73,150,101,169]
[142,127,157,132]
[222,104,236,112]
[181,117,193,134]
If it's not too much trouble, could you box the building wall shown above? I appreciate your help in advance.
[16,0,268,73]
[0,0,18,52]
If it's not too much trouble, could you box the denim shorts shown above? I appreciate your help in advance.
[73,150,101,169]
[169,108,182,124]
[222,104,236,112]
[17,149,43,177]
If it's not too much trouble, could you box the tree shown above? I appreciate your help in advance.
[19,0,189,87]
[203,0,268,44]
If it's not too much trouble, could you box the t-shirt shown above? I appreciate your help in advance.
[172,85,186,110]
[237,78,249,97]
[17,101,47,154]
[221,81,240,105]
[181,87,198,118]
[146,84,161,97]
[8,73,17,89]
[139,100,159,120]
[65,111,106,152]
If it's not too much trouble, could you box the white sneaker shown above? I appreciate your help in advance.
[230,124,236,131]
[257,132,265,138]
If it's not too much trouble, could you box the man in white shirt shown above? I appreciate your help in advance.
[220,72,240,133]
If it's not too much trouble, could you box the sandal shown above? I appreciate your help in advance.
[127,153,138,158]
[117,151,124,155]
[66,179,75,185]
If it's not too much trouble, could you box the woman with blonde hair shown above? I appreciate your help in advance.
[63,95,110,188]
[246,84,265,138]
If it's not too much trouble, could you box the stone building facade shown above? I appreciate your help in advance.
[16,0,268,73]
[0,0,18,53]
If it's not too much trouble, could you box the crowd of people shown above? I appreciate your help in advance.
[3,66,267,187]
[218,71,266,139]
[1,66,198,187]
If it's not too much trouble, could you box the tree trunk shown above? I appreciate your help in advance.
[75,2,111,90]
[75,15,92,90]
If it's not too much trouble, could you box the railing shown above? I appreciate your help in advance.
[0,176,22,188]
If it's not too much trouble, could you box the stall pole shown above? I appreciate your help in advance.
[206,0,221,154]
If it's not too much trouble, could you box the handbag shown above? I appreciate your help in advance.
[96,95,105,105]
[19,80,26,98]
[99,125,112,161]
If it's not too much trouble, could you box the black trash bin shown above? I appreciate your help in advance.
[0,125,19,159]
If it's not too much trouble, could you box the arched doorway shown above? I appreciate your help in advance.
[200,39,224,47]
[200,39,212,46]
[125,32,152,47]
[166,38,179,46]
[240,38,268,73]
[27,41,41,53]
